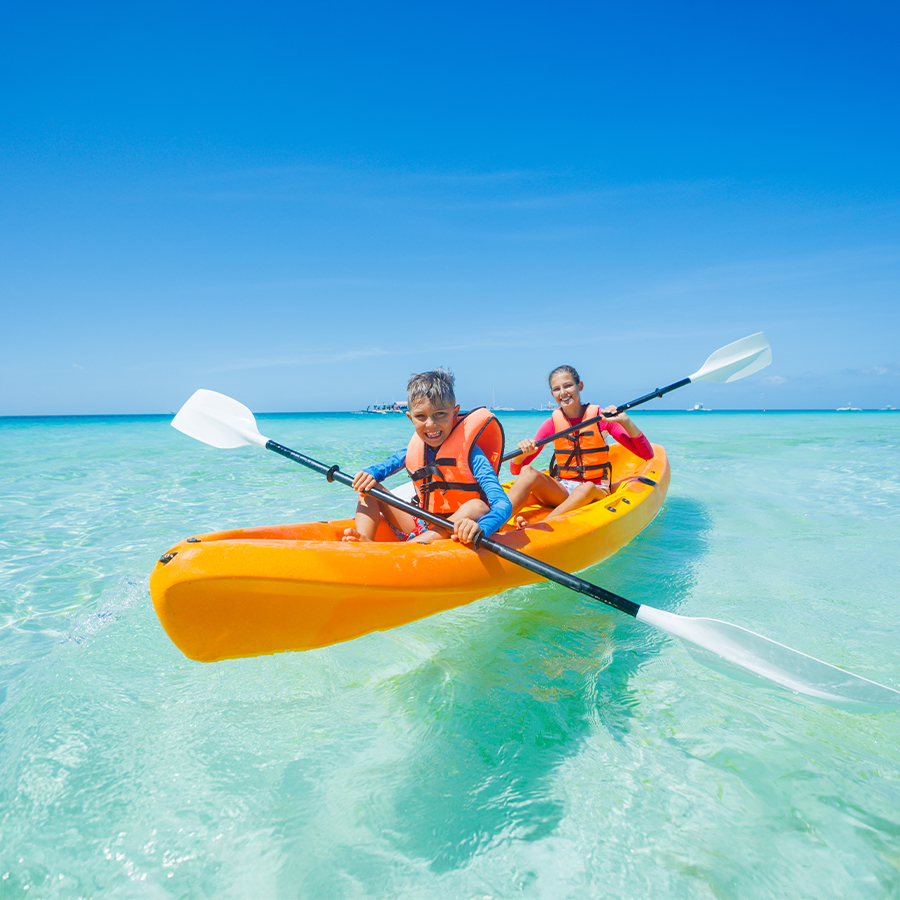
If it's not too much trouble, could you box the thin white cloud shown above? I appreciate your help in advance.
[861,363,900,377]
[177,161,732,216]
[616,242,900,305]
[207,347,391,373]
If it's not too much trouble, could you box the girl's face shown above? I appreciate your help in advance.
[407,397,460,447]
[549,372,584,415]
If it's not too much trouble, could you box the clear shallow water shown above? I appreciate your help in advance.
[1,410,899,899]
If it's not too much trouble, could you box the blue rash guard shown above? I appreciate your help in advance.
[364,445,512,538]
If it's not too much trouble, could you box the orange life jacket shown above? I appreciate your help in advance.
[550,404,611,483]
[406,407,505,516]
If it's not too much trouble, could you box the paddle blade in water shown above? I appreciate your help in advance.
[172,389,270,449]
[690,332,772,384]
[636,605,900,710]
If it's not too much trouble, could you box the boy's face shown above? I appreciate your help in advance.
[407,397,459,448]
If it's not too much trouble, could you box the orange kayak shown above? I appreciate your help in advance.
[150,443,669,662]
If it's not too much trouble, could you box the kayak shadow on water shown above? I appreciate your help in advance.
[357,497,712,874]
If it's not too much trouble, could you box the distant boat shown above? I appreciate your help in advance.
[364,401,409,414]
[836,403,862,411]
[490,388,514,412]
[881,405,896,411]
[687,403,711,412]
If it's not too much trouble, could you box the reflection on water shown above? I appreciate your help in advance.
[1,413,899,898]
[272,498,715,875]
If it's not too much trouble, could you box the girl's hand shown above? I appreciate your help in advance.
[517,438,538,457]
[600,405,632,424]
[351,471,378,496]
[599,406,641,437]
[451,517,483,545]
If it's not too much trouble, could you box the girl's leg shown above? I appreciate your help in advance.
[543,481,608,521]
[506,466,569,518]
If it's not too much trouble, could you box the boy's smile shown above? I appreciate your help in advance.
[407,398,459,447]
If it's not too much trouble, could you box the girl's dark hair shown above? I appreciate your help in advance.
[407,368,456,406]
[548,365,580,386]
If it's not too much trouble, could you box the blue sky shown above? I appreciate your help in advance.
[2,1,898,415]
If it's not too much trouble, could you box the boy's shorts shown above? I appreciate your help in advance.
[388,518,431,541]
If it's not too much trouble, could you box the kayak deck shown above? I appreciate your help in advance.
[150,444,669,661]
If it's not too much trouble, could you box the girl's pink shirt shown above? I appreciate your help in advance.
[510,409,654,476]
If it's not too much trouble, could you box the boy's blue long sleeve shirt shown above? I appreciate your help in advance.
[364,446,512,537]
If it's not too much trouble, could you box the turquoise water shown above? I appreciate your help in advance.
[1,410,899,899]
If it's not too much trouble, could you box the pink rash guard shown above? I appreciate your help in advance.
[510,408,654,479]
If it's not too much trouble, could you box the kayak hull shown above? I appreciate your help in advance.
[150,444,669,661]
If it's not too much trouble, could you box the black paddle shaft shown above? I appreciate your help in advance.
[265,439,641,618]
[499,376,691,463]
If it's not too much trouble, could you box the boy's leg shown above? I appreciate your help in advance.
[408,498,489,543]
[342,492,421,542]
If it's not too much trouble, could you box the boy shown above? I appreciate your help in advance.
[342,369,512,544]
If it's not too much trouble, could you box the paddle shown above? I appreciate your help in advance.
[501,331,772,463]
[170,389,899,710]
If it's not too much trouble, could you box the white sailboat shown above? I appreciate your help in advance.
[490,387,513,411]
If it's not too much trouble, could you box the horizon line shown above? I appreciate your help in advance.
[2,407,897,421]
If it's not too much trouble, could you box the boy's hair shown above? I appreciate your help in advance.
[548,365,581,385]
[407,368,456,407]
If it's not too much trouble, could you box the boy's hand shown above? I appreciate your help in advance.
[451,517,483,545]
[350,471,378,496]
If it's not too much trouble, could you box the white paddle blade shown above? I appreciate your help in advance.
[690,332,772,384]
[171,389,270,449]
[390,480,417,502]
[637,605,900,709]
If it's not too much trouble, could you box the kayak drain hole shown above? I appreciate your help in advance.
[187,537,201,543]
[158,551,178,565]
[607,506,617,512]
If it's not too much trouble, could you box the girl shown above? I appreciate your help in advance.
[506,365,653,525]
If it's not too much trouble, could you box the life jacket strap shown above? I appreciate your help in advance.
[410,465,486,503]
[551,412,612,482]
